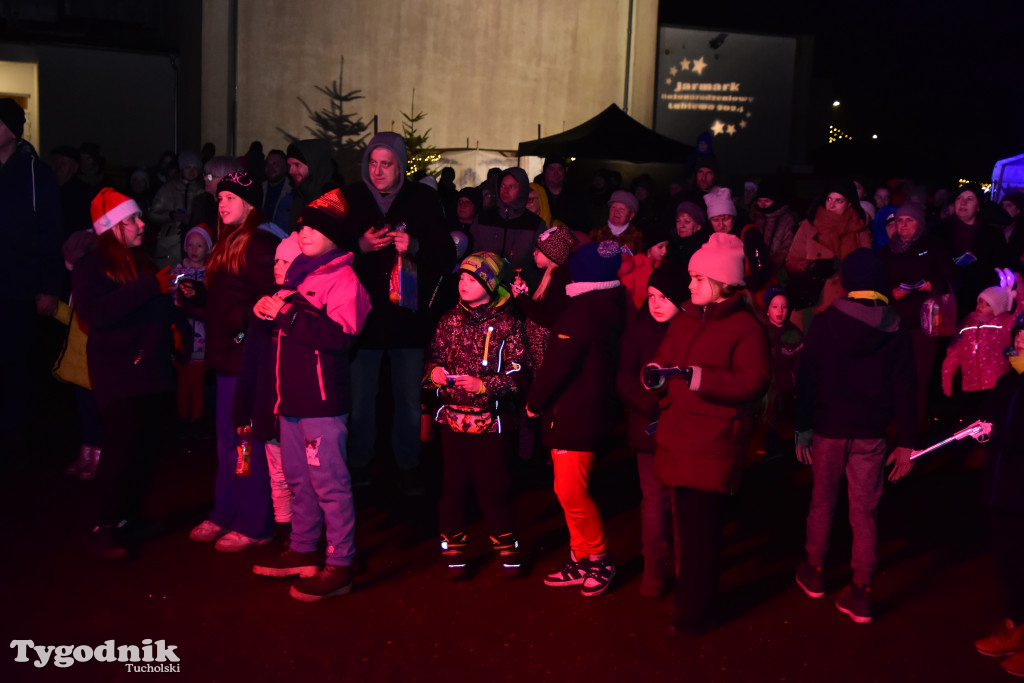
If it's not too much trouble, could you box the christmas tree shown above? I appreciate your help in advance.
[401,89,439,178]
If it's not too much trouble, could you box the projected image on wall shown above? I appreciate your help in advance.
[654,27,797,174]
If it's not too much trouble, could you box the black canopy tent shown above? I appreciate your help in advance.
[517,104,693,163]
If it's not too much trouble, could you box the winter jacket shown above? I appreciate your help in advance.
[652,294,770,494]
[786,207,871,313]
[527,282,626,452]
[0,143,64,301]
[795,297,916,447]
[617,306,670,453]
[205,229,280,376]
[345,179,452,350]
[980,365,1024,512]
[425,299,530,433]
[880,232,958,331]
[751,203,798,267]
[473,168,547,274]
[272,251,371,418]
[933,214,1008,316]
[287,140,336,230]
[942,303,1023,394]
[71,248,176,409]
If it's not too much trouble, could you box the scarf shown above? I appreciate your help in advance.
[811,206,865,260]
[284,248,343,288]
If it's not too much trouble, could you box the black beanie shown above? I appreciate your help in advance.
[647,260,691,310]
[217,171,262,211]
[0,98,25,138]
[841,248,886,294]
[297,189,351,248]
[457,186,483,216]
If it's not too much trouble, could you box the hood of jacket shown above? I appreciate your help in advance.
[497,167,530,221]
[360,132,407,214]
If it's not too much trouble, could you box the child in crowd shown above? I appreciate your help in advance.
[616,260,690,597]
[761,285,803,459]
[54,229,103,479]
[170,224,213,438]
[527,240,626,598]
[250,189,371,602]
[645,232,771,630]
[942,274,1023,418]
[619,222,671,310]
[512,225,577,369]
[426,252,530,578]
[234,233,302,545]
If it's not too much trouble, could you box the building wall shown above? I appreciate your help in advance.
[203,0,656,156]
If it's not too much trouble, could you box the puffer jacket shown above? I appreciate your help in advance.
[652,294,770,494]
[942,305,1022,394]
[272,251,371,418]
[425,298,530,433]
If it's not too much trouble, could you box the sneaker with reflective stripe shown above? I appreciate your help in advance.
[289,565,354,602]
[441,533,469,580]
[976,619,1024,657]
[544,554,589,587]
[835,583,872,624]
[252,549,321,578]
[580,558,615,597]
[490,533,523,578]
[795,561,825,598]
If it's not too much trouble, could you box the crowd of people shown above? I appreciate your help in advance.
[3,95,1023,674]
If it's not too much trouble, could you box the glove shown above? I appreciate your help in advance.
[642,363,692,391]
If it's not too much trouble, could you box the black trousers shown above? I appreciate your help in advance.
[95,394,166,527]
[672,486,725,628]
[991,508,1024,623]
[438,428,514,538]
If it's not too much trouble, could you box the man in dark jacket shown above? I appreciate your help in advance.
[286,139,336,230]
[343,132,452,490]
[472,167,546,278]
[0,98,64,458]
[794,248,916,625]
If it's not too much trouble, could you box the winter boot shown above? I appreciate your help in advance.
[440,532,469,579]
[490,532,523,578]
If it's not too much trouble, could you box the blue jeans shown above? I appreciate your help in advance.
[348,348,423,471]
[209,374,273,539]
[280,415,354,566]
[804,436,886,586]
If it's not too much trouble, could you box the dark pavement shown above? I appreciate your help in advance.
[0,365,1013,683]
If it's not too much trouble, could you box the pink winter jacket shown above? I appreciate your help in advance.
[942,298,1023,394]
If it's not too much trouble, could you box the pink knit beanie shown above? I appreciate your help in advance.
[688,232,746,286]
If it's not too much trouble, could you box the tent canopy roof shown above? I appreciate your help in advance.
[517,104,693,163]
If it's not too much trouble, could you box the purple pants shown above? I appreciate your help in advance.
[804,436,886,586]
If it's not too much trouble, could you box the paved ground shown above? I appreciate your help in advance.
[0,346,1014,682]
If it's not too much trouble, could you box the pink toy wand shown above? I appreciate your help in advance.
[909,420,993,460]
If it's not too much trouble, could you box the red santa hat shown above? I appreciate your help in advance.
[90,187,141,235]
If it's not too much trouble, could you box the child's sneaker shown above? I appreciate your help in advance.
[795,561,825,598]
[976,619,1024,657]
[214,531,271,552]
[580,556,615,597]
[835,583,872,624]
[544,553,589,587]
[189,520,226,542]
[490,532,523,578]
[289,565,353,602]
[252,549,321,578]
[441,532,469,580]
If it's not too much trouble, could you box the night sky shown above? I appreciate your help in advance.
[659,0,1023,182]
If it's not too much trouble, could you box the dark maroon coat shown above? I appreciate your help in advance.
[652,294,770,494]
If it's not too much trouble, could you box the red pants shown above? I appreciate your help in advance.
[551,450,606,556]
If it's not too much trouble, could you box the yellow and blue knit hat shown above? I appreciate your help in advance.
[460,251,510,306]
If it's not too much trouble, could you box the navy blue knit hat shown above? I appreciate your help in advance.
[841,248,886,294]
[569,240,621,283]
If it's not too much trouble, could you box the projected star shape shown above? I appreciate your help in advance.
[691,56,707,75]
[680,59,691,71]
[711,119,725,136]
[726,124,736,135]
[670,65,678,76]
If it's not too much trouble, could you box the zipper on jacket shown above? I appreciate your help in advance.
[315,350,326,400]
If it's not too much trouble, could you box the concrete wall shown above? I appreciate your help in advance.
[202,0,657,156]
